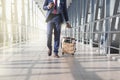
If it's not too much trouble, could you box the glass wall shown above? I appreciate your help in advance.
[67,0,120,54]
[0,0,45,48]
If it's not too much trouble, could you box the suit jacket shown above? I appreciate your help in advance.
[43,0,69,23]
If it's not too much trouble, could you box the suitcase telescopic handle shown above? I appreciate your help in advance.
[65,27,72,37]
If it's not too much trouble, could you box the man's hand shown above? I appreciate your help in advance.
[66,22,72,28]
[47,2,54,9]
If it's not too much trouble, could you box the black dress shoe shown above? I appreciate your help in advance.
[54,54,60,58]
[48,49,52,56]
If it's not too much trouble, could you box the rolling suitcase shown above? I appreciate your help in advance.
[61,27,76,55]
[61,37,76,55]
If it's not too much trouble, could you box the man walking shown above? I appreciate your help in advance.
[43,0,71,58]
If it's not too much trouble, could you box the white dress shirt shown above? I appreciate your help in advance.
[53,0,60,7]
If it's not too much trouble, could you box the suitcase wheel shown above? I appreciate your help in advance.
[71,53,74,55]
[62,52,64,55]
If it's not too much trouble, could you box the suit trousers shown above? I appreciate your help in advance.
[47,14,61,55]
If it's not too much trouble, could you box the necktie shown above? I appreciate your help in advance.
[53,0,57,14]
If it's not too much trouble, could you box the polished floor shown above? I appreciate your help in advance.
[0,38,120,80]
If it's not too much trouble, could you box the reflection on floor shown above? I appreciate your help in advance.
[0,40,120,80]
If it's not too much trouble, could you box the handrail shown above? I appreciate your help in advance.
[75,14,120,28]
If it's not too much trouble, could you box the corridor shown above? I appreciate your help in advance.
[0,0,120,80]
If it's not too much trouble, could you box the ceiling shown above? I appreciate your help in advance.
[34,0,72,16]
[34,0,44,8]
[34,0,45,16]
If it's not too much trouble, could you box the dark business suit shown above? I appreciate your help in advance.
[43,0,69,55]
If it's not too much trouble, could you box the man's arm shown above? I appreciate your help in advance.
[43,0,49,10]
[63,0,69,22]
[43,0,54,10]
[63,0,71,28]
